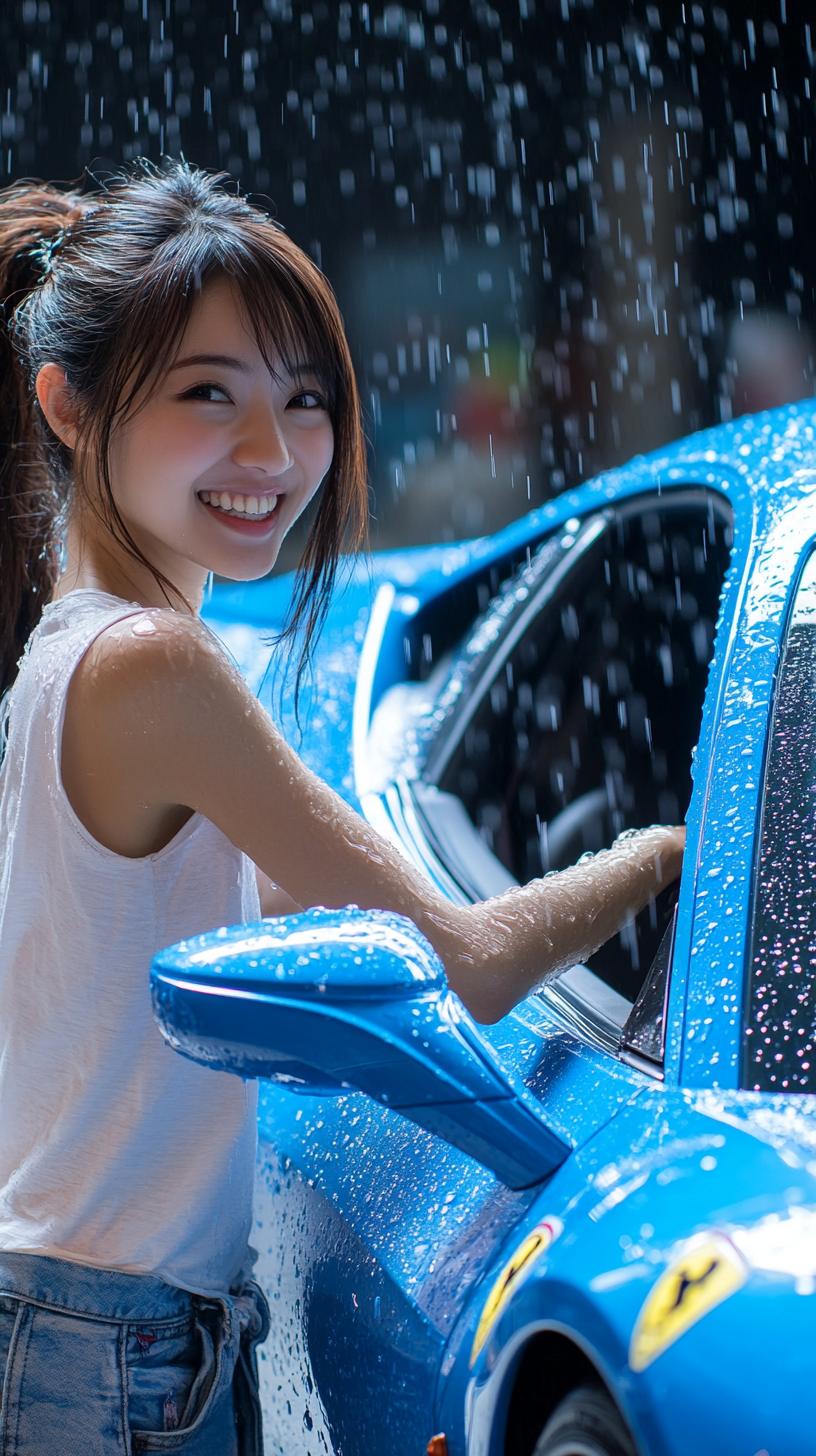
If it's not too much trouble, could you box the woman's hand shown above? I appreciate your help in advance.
[430,821,686,1023]
[613,823,686,887]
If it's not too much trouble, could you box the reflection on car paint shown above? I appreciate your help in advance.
[728,1204,816,1291]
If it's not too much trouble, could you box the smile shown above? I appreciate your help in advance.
[199,490,280,520]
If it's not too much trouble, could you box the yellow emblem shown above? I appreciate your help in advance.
[470,1217,562,1365]
[629,1232,747,1372]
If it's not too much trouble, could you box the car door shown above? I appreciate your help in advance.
[251,485,734,1456]
[364,487,732,1055]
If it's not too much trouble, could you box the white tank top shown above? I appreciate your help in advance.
[0,590,261,1297]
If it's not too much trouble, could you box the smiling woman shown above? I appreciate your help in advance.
[0,162,683,1452]
[38,274,336,595]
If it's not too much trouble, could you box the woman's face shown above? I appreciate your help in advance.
[104,274,335,590]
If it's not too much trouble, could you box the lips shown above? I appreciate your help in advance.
[199,489,280,519]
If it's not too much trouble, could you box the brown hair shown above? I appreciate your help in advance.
[0,162,368,695]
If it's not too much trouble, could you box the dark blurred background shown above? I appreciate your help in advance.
[1,0,814,563]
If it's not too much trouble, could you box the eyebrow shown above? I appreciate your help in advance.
[169,353,252,374]
[169,352,321,380]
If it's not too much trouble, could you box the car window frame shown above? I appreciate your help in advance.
[619,906,677,1078]
[677,494,816,1091]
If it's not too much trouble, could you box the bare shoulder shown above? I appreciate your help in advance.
[65,608,260,776]
[73,609,246,711]
[81,609,229,675]
[61,609,266,854]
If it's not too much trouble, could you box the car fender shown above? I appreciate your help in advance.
[436,1088,816,1456]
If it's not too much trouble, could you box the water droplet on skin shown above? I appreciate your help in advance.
[131,616,157,637]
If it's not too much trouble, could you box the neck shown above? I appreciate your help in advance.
[53,512,206,613]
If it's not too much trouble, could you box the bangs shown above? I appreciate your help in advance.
[231,261,344,409]
[103,216,348,427]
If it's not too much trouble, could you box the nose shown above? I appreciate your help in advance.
[231,399,291,476]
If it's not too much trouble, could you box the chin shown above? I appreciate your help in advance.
[214,548,283,584]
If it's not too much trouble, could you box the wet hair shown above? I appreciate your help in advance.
[0,161,367,695]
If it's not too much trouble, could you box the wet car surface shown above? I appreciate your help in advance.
[155,403,816,1456]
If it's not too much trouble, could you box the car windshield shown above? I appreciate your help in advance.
[743,551,816,1093]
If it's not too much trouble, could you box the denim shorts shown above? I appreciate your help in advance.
[0,1252,270,1455]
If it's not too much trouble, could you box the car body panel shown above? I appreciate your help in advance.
[196,404,816,1455]
[680,494,816,1087]
[245,1001,650,1451]
[450,1089,816,1456]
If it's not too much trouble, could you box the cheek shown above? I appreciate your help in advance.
[307,421,335,490]
[286,423,334,527]
[109,415,217,512]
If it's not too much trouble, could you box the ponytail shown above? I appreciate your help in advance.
[0,183,88,693]
[0,183,87,693]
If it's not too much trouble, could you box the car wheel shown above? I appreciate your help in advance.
[533,1386,637,1456]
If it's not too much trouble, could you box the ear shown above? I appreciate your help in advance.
[36,363,79,450]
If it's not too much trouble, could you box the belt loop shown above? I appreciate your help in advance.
[232,1281,270,1456]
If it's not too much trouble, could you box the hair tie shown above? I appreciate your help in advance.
[30,227,66,284]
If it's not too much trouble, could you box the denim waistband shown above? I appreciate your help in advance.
[0,1251,198,1324]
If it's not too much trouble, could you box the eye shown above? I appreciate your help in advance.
[288,389,327,411]
[180,382,233,404]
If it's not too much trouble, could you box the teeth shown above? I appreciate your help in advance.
[201,491,279,517]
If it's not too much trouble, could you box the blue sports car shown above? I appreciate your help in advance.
[153,405,816,1456]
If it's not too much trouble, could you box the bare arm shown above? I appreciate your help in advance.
[62,614,684,1023]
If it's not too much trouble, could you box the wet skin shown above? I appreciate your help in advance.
[37,278,684,1023]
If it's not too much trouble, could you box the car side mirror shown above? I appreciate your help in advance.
[151,906,569,1190]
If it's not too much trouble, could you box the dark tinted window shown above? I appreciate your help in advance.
[428,492,731,1000]
[744,555,816,1093]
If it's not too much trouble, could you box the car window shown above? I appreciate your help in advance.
[743,551,816,1093]
[422,491,732,1004]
